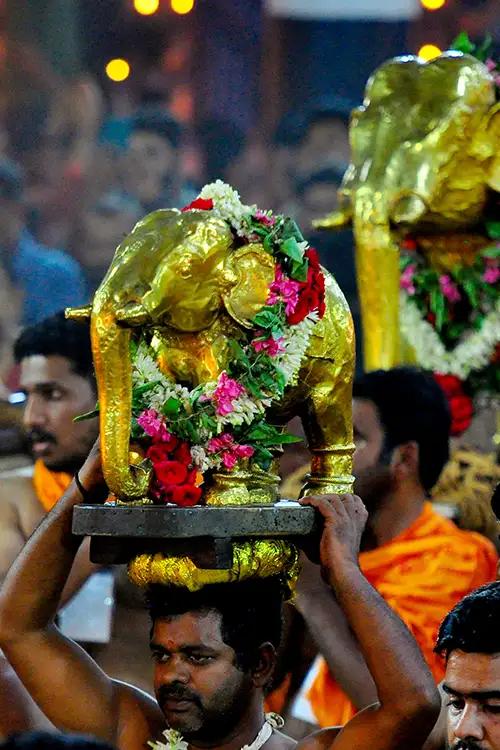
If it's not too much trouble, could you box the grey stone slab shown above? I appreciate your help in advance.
[73,502,319,539]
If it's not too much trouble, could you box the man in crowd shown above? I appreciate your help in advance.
[0,159,87,327]
[291,367,498,728]
[435,581,500,750]
[0,311,100,738]
[0,434,440,750]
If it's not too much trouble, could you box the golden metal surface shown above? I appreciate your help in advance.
[315,52,499,371]
[68,203,356,587]
[128,540,300,594]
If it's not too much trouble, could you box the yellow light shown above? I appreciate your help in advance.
[418,44,442,61]
[171,0,194,14]
[420,0,446,9]
[105,58,131,83]
[134,0,160,14]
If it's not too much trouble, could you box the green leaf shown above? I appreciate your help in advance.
[281,237,304,262]
[253,307,282,331]
[475,34,493,62]
[162,397,181,417]
[462,278,478,307]
[482,244,500,259]
[486,221,500,240]
[74,405,99,422]
[252,447,274,471]
[451,31,475,55]
[291,258,308,281]
[430,287,447,330]
[133,382,160,397]
[280,217,304,242]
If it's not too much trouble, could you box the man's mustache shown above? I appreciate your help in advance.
[157,683,201,708]
[25,429,56,446]
[451,742,486,750]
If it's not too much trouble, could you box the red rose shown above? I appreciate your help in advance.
[181,198,214,212]
[305,247,321,269]
[287,289,319,324]
[154,460,188,487]
[147,439,178,464]
[170,484,203,507]
[434,373,473,436]
[402,237,417,252]
[173,441,192,465]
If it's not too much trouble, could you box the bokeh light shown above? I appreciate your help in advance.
[105,58,131,82]
[420,0,446,10]
[134,0,160,14]
[171,0,194,14]
[418,44,442,61]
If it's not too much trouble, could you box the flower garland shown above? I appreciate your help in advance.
[130,181,326,507]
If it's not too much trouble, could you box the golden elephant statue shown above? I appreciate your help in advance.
[317,51,500,371]
[68,206,355,506]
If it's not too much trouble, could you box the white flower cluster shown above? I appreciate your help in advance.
[219,393,270,428]
[399,293,500,379]
[132,341,190,411]
[149,729,188,750]
[276,311,319,386]
[199,179,256,236]
[190,445,211,472]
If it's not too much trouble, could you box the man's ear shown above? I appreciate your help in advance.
[391,441,419,481]
[252,642,277,689]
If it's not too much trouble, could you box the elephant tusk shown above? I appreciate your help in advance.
[313,207,353,230]
[65,305,92,321]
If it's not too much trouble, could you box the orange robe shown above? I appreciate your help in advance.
[307,502,498,727]
[32,459,72,512]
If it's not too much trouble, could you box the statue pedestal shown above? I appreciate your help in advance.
[72,502,319,569]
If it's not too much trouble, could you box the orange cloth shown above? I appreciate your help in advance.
[32,459,72,512]
[307,502,498,727]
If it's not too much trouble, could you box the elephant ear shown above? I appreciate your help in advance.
[484,102,500,192]
[222,245,276,328]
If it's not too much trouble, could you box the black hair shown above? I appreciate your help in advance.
[435,581,500,659]
[131,108,181,149]
[353,366,451,491]
[146,576,285,673]
[14,311,95,390]
[491,483,500,521]
[305,95,356,131]
[0,732,115,750]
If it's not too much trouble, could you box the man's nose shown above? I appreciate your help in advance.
[161,656,190,685]
[23,395,47,429]
[454,704,484,741]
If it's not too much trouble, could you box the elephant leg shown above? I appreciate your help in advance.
[298,353,355,498]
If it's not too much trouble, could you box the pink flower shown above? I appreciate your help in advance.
[267,266,301,315]
[483,266,500,284]
[439,275,461,303]
[137,409,171,442]
[485,58,497,72]
[211,372,246,416]
[400,264,416,296]
[254,210,276,227]
[207,433,254,470]
[251,334,285,357]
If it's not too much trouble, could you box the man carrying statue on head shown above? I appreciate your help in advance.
[0,182,441,750]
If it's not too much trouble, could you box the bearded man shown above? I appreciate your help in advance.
[291,367,498,728]
[0,434,440,750]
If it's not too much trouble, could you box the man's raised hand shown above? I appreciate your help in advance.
[299,494,368,586]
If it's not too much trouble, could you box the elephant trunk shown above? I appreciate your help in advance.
[91,305,149,499]
[353,187,401,371]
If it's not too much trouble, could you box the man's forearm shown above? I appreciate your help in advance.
[327,560,437,713]
[0,481,83,639]
[296,578,377,709]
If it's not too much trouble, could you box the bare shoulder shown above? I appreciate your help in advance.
[296,727,342,750]
[115,680,164,750]
[0,470,42,537]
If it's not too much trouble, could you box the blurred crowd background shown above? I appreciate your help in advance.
[0,0,498,424]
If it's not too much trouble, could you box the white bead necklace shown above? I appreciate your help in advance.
[149,713,284,750]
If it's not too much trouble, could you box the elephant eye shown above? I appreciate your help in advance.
[177,257,193,279]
